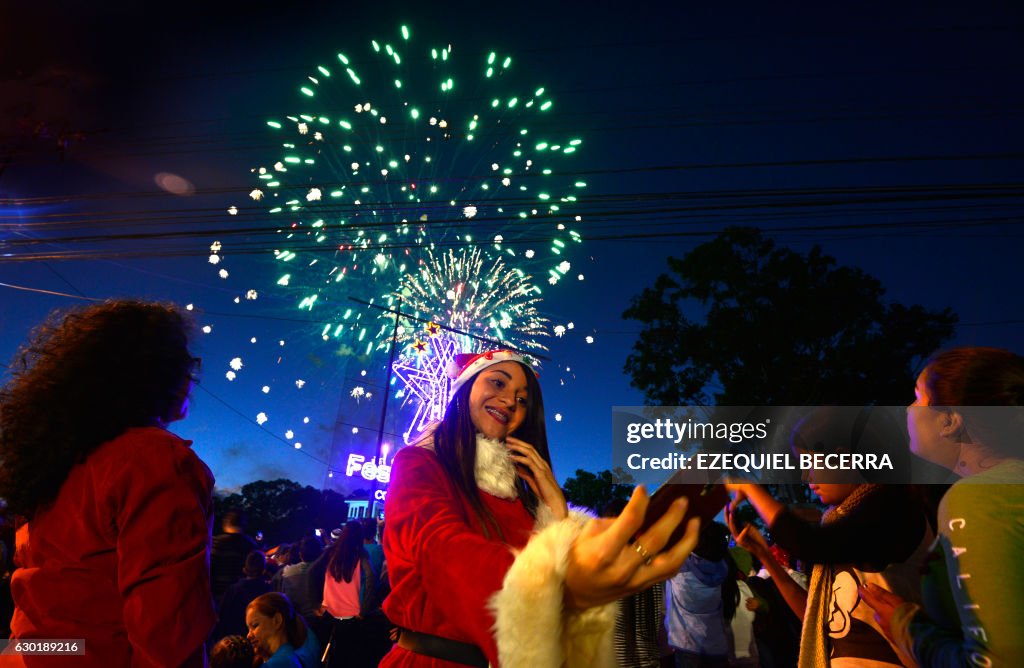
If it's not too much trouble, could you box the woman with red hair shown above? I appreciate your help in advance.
[862,347,1024,665]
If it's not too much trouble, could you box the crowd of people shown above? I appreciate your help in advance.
[0,299,1021,667]
[205,514,392,668]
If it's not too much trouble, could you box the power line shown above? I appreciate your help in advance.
[6,163,1024,214]
[4,213,1021,263]
[4,183,1023,248]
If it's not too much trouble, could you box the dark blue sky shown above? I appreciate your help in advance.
[2,1,1023,493]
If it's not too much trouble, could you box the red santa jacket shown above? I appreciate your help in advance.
[6,427,216,667]
[381,431,617,668]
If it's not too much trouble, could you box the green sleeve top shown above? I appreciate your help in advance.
[891,460,1024,667]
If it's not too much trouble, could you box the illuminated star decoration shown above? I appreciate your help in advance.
[391,331,460,443]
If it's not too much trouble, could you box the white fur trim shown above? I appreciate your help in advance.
[412,425,520,500]
[489,510,617,668]
[474,434,518,499]
[533,501,557,530]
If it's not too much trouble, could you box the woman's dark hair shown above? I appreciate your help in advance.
[327,520,367,583]
[244,550,267,578]
[693,522,740,621]
[247,592,307,650]
[359,517,378,542]
[922,347,1024,455]
[209,635,255,668]
[434,361,550,539]
[0,300,196,518]
[790,405,909,484]
[298,536,322,563]
[287,542,302,566]
[923,347,1024,406]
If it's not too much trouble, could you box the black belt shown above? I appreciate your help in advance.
[397,628,488,667]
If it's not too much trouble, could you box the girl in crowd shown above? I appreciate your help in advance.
[314,520,383,668]
[381,350,701,667]
[245,592,320,668]
[726,406,932,668]
[0,300,214,667]
[861,347,1024,665]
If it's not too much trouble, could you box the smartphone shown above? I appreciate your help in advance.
[636,470,729,549]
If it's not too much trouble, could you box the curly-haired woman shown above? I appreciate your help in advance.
[0,300,215,667]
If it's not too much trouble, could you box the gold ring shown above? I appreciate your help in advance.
[633,540,654,566]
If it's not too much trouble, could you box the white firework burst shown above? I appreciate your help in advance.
[391,247,549,352]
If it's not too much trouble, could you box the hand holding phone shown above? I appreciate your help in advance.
[636,471,728,551]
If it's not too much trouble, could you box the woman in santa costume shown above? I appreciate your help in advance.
[381,350,701,668]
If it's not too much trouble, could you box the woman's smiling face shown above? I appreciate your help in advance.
[245,607,283,656]
[468,361,530,441]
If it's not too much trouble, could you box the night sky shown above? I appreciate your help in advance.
[2,2,1023,494]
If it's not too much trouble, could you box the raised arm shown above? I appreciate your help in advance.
[730,522,807,620]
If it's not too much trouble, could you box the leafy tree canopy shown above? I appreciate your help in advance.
[623,227,958,406]
[562,468,635,514]
[214,478,350,547]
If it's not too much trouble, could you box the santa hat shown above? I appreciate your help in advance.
[448,350,536,401]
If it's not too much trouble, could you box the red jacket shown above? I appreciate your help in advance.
[6,427,216,667]
[381,444,535,667]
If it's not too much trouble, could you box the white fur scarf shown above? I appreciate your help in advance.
[412,427,520,499]
[474,434,519,500]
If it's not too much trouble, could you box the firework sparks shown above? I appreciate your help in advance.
[390,247,549,353]
[206,24,589,465]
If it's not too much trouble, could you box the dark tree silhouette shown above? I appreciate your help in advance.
[562,468,635,513]
[214,479,349,547]
[623,227,958,406]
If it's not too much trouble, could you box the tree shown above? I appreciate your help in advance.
[214,479,349,547]
[623,227,958,406]
[562,468,635,514]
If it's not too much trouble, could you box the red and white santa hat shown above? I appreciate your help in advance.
[447,350,536,400]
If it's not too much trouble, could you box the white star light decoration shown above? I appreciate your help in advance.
[391,332,460,443]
